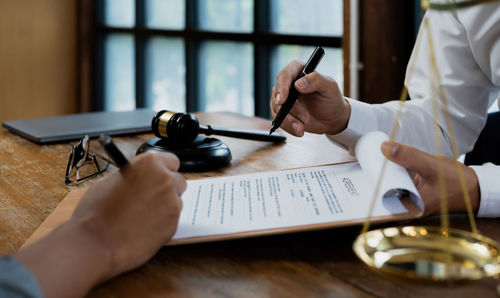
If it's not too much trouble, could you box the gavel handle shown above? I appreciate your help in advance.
[199,125,286,143]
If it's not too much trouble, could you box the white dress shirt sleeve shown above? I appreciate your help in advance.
[328,6,500,217]
[471,164,500,218]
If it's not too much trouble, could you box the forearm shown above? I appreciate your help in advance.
[15,219,113,298]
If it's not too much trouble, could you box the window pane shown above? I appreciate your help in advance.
[104,0,135,27]
[271,0,343,36]
[272,46,343,92]
[104,34,135,111]
[199,0,253,32]
[145,38,186,112]
[200,42,254,115]
[145,0,185,29]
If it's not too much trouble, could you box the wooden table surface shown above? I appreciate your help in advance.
[1,112,499,297]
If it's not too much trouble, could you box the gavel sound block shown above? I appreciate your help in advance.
[137,111,286,172]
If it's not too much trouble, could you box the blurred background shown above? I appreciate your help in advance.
[0,0,420,122]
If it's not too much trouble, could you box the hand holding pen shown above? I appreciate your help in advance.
[99,134,129,168]
[269,47,351,137]
[270,47,324,135]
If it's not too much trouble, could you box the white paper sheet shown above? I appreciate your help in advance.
[355,131,424,212]
[173,132,423,240]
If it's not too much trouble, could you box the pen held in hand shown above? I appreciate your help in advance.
[99,134,129,168]
[269,46,325,135]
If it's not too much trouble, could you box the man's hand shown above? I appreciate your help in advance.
[72,151,186,278]
[381,141,480,216]
[270,59,351,137]
[16,152,186,298]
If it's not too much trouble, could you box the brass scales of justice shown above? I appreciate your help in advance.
[352,0,500,290]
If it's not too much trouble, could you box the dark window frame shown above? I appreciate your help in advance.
[80,0,343,118]
[77,0,417,116]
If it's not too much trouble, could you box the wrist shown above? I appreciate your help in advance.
[72,216,116,280]
[328,97,351,135]
[15,218,114,298]
[342,98,352,131]
[467,166,481,214]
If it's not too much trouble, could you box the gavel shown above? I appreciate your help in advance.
[152,110,286,146]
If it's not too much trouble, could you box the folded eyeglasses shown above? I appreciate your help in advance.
[65,135,110,185]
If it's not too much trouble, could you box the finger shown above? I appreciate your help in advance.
[269,86,278,114]
[277,113,305,137]
[273,102,311,126]
[155,152,181,171]
[380,141,436,177]
[175,173,187,196]
[275,60,304,105]
[412,174,421,188]
[270,101,280,119]
[295,72,340,98]
[287,99,311,124]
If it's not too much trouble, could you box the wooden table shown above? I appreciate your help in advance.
[1,112,499,297]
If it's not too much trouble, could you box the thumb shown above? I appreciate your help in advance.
[380,141,436,177]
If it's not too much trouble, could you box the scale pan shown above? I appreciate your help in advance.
[353,226,500,281]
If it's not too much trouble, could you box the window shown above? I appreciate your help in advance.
[94,0,343,118]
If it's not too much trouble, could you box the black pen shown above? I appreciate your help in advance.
[269,46,325,135]
[99,134,129,168]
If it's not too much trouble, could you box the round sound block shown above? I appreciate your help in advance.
[136,136,232,172]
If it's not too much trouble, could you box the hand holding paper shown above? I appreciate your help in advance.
[380,140,480,216]
[355,131,424,213]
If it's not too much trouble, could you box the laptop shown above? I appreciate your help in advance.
[2,109,156,144]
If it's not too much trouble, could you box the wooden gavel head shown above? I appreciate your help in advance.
[152,110,200,146]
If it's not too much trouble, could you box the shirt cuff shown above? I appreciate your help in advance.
[327,98,379,151]
[0,256,43,298]
[470,164,500,218]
